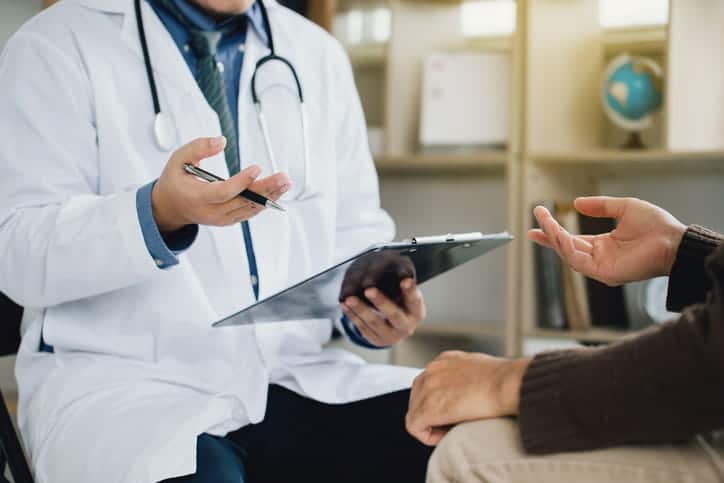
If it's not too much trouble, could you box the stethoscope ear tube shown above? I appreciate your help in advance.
[256,107,279,174]
[251,55,305,104]
[135,0,177,151]
[134,0,318,199]
[134,0,160,115]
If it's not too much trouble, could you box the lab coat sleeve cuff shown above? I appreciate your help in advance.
[338,314,388,350]
[136,181,198,269]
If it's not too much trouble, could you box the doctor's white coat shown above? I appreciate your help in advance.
[0,1,419,481]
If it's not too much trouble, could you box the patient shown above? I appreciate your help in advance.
[407,196,724,483]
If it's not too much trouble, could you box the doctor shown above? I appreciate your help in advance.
[0,0,432,482]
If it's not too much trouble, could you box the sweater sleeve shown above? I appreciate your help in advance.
[667,225,724,311]
[518,241,724,455]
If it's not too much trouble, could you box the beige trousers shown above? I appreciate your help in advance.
[427,419,724,483]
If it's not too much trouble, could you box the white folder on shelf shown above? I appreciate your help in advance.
[420,52,511,148]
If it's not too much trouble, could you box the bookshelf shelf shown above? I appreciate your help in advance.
[335,0,719,362]
[348,44,388,68]
[602,26,667,56]
[416,322,504,338]
[531,150,724,171]
[525,327,634,343]
[375,152,508,174]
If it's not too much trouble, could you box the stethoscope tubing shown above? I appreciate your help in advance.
[134,0,161,115]
[135,0,317,199]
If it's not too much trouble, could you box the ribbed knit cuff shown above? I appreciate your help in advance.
[518,350,597,454]
[667,225,724,311]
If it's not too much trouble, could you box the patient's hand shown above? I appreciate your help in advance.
[406,351,530,446]
[528,196,686,287]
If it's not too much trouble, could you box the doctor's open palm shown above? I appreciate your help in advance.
[528,196,687,286]
[152,136,292,233]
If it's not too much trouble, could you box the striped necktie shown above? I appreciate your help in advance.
[155,0,242,175]
[187,29,241,175]
[155,1,261,300]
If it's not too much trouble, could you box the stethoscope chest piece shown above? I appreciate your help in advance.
[154,112,177,152]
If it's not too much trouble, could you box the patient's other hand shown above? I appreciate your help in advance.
[528,196,686,287]
[406,351,530,446]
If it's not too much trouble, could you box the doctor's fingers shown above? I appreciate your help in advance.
[217,174,292,214]
[197,165,263,204]
[171,136,227,166]
[222,203,264,225]
[400,279,426,321]
[222,179,293,223]
[364,288,417,336]
[247,173,293,200]
[342,299,398,346]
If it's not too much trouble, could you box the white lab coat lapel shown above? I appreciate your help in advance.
[118,1,200,99]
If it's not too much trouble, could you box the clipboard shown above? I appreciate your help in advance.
[213,232,513,328]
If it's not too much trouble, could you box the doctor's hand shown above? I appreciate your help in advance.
[406,351,530,447]
[528,196,686,287]
[152,136,291,234]
[340,278,426,348]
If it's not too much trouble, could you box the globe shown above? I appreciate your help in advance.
[602,54,663,148]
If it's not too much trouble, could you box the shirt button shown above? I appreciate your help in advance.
[217,61,225,73]
[183,44,190,53]
[154,259,164,267]
[250,275,258,286]
[238,44,246,52]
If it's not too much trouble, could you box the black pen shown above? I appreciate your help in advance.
[183,164,286,212]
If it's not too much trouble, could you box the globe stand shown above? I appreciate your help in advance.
[622,131,645,150]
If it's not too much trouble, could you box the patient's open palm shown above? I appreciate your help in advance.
[528,197,686,286]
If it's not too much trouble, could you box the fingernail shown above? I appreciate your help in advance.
[347,298,358,307]
[247,165,261,178]
[365,288,378,299]
[279,183,291,194]
[210,136,226,149]
[402,279,413,290]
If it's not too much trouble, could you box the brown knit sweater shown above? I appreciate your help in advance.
[519,225,724,454]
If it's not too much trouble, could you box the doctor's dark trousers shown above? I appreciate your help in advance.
[159,385,433,483]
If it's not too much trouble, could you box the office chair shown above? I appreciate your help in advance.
[0,292,33,483]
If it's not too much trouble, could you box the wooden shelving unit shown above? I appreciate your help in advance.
[416,322,504,338]
[515,0,724,356]
[375,152,508,173]
[331,0,521,366]
[532,150,724,169]
[333,0,724,362]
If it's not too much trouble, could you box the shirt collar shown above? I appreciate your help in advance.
[169,0,268,46]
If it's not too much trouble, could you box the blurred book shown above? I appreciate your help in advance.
[532,201,567,330]
[420,52,510,149]
[577,212,630,329]
[557,203,592,331]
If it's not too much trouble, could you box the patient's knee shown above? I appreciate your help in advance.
[438,418,523,460]
[428,418,524,483]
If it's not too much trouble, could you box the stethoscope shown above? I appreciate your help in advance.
[134,0,317,200]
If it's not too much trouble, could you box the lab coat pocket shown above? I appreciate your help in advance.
[41,286,162,363]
